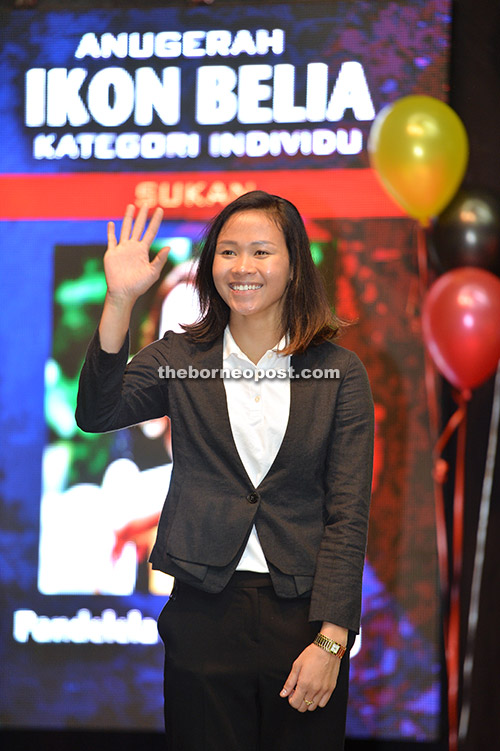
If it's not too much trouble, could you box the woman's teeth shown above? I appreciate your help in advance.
[230,283,262,291]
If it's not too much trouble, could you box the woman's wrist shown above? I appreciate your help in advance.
[98,293,135,353]
[311,622,349,659]
[318,621,348,646]
[104,290,137,314]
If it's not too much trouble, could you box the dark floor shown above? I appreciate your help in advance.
[0,729,447,751]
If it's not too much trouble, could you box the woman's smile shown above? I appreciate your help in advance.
[228,282,264,292]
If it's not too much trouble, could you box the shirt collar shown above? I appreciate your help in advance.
[223,325,288,365]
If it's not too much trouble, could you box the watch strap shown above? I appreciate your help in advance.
[313,632,347,659]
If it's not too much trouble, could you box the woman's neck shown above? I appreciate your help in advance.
[229,315,283,364]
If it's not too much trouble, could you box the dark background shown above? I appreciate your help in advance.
[1,1,499,749]
[444,1,500,750]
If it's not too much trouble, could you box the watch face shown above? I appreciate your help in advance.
[332,644,340,654]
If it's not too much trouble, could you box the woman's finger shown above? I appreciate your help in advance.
[151,245,170,277]
[107,221,117,250]
[316,689,332,709]
[305,696,320,711]
[279,663,300,701]
[130,203,149,241]
[119,203,135,243]
[141,206,164,248]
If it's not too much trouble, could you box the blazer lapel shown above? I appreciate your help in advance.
[181,340,318,491]
[185,335,255,487]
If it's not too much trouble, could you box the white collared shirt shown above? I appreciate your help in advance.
[222,325,291,572]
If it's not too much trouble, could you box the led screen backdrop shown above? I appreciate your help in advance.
[0,1,451,740]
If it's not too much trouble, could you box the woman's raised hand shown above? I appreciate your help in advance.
[105,204,169,304]
[98,204,170,353]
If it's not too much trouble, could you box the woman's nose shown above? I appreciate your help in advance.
[234,254,255,275]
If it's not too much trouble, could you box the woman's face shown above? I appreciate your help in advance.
[212,209,291,329]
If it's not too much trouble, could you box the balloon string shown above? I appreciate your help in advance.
[430,373,449,624]
[415,222,468,751]
[448,391,468,751]
[432,393,468,607]
[407,221,430,319]
[431,391,468,751]
[459,360,500,742]
[417,220,430,294]
[417,224,450,616]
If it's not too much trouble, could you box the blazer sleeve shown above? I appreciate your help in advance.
[308,351,374,632]
[75,328,171,433]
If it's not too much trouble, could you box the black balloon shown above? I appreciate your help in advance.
[427,188,500,275]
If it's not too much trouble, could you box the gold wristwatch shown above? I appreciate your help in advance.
[313,632,347,659]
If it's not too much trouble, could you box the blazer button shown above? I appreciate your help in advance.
[246,491,260,504]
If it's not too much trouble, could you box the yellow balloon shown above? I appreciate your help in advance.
[368,96,469,223]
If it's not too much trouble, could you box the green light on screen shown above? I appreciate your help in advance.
[310,242,324,266]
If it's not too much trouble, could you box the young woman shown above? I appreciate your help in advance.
[76,191,374,751]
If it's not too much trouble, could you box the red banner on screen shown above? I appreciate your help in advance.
[0,169,405,221]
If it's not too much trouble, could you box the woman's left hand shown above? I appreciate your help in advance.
[279,643,341,712]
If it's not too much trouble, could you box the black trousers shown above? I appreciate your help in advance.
[158,572,352,751]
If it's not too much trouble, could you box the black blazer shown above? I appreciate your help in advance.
[76,330,374,633]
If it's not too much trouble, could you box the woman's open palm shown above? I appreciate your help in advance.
[104,204,169,303]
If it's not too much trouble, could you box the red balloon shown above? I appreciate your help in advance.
[422,267,500,390]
